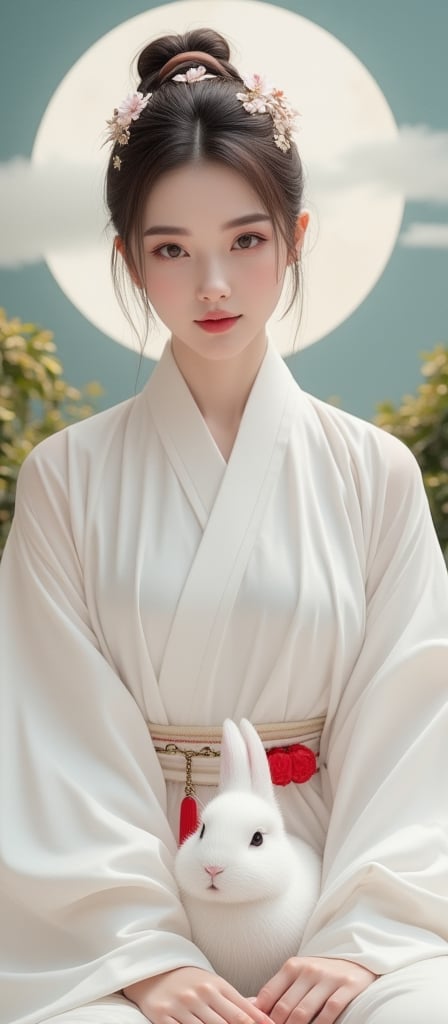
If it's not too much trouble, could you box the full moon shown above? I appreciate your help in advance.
[32,0,402,358]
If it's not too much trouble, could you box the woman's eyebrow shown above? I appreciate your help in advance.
[143,214,271,237]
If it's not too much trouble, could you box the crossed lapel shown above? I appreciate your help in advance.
[146,342,298,721]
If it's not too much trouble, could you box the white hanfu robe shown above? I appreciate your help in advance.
[1,340,448,1024]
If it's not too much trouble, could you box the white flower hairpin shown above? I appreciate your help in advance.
[236,73,299,152]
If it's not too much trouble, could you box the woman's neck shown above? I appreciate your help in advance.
[170,334,268,459]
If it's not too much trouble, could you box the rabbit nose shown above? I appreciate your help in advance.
[204,865,224,878]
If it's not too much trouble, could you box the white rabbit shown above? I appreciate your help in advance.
[174,718,322,996]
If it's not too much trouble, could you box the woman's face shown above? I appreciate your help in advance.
[133,160,306,364]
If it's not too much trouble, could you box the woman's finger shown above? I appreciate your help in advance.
[254,959,305,1015]
[180,977,272,1024]
[298,984,354,1024]
[208,987,273,1024]
[268,977,330,1024]
[280,986,327,1024]
[253,958,378,1024]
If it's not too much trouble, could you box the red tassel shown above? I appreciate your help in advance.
[179,795,199,844]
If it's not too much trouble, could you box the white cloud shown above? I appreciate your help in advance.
[0,157,108,269]
[400,223,448,248]
[1,124,448,269]
[307,125,448,203]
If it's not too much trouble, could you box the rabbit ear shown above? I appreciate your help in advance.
[219,719,252,792]
[239,718,277,806]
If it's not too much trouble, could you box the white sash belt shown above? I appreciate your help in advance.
[148,717,325,787]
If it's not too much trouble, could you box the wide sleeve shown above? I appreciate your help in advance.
[299,433,448,973]
[0,441,213,1024]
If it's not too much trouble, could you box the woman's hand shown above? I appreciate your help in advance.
[252,957,377,1024]
[124,966,273,1024]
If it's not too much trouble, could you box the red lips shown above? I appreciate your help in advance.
[195,316,241,334]
[197,310,238,321]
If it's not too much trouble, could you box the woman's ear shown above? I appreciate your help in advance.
[114,236,142,288]
[288,209,310,265]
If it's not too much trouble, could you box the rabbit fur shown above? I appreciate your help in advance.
[174,718,322,996]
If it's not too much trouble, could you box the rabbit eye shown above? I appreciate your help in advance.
[199,824,205,839]
[250,831,264,846]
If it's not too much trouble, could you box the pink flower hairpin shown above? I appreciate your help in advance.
[105,70,298,171]
[105,91,151,167]
[236,72,299,152]
[172,66,217,83]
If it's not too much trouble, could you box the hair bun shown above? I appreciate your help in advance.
[136,28,231,90]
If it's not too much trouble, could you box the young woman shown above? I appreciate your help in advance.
[1,27,448,1024]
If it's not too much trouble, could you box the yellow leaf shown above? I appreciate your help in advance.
[40,356,62,376]
[0,406,15,421]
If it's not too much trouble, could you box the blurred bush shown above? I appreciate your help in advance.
[0,308,102,559]
[374,345,448,564]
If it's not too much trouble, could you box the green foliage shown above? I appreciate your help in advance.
[374,345,448,563]
[0,308,103,559]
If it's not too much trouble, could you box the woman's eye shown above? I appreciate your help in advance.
[155,243,185,259]
[234,233,263,250]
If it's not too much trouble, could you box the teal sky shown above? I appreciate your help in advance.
[1,0,447,419]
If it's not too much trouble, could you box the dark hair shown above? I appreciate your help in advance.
[103,27,306,350]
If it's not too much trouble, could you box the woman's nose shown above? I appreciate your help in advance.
[196,263,231,303]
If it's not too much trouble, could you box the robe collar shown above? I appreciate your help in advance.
[143,339,302,717]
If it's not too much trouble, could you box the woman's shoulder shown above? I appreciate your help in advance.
[299,386,421,486]
[16,392,141,503]
[297,389,430,569]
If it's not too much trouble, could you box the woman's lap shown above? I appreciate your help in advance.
[39,994,147,1023]
[338,955,448,1023]
[39,958,448,1023]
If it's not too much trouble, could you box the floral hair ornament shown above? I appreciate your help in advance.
[172,65,217,83]
[236,72,299,152]
[104,73,216,170]
[105,91,151,169]
[105,68,297,171]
